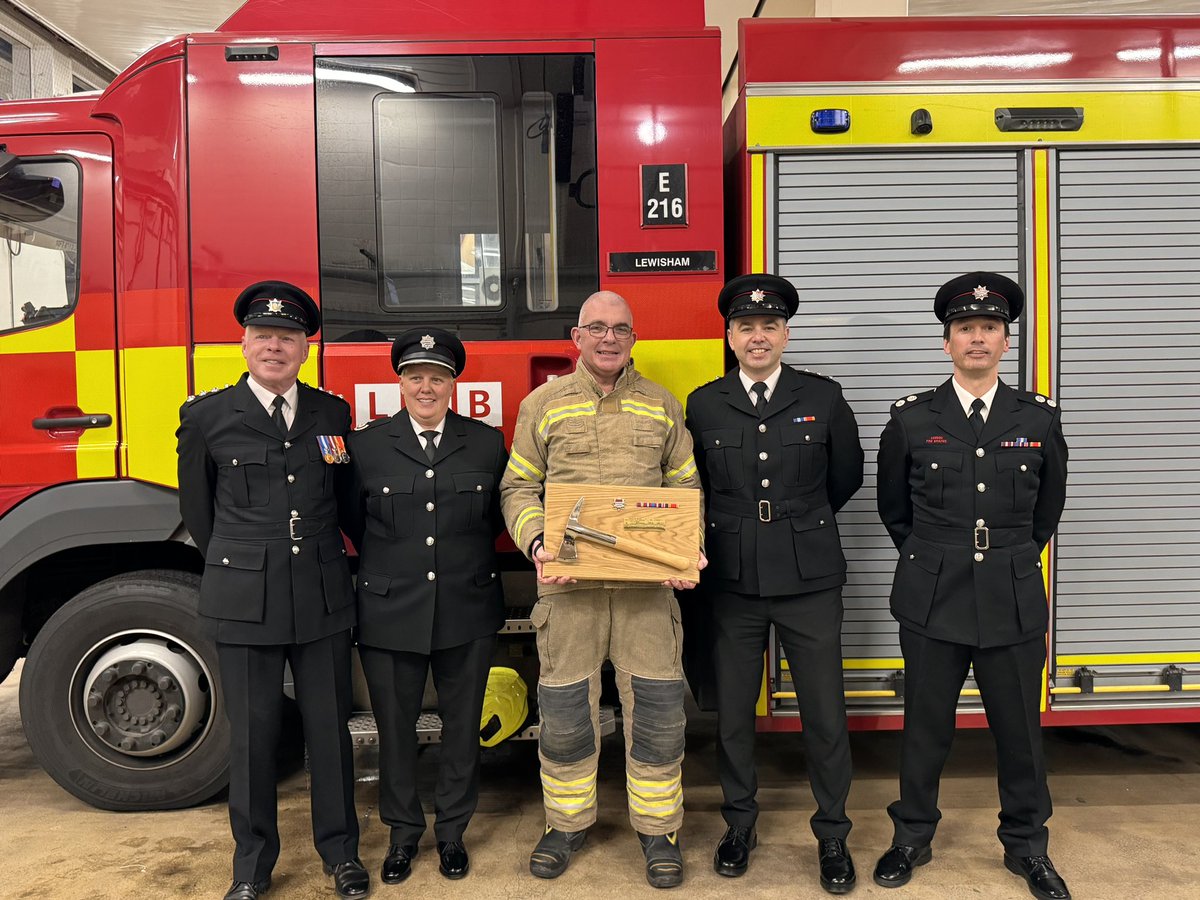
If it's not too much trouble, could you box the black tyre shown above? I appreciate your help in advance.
[19,570,230,811]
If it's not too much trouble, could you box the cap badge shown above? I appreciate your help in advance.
[267,298,283,313]
[420,334,436,350]
[972,285,990,301]
[750,289,766,303]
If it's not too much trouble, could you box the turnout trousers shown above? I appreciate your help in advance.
[530,586,686,834]
[889,627,1053,856]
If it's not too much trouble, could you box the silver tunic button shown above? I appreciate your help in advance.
[805,435,811,442]
[287,474,295,483]
[425,469,434,478]
[761,478,770,488]
[715,439,721,446]
[1036,561,1042,568]
[974,551,984,562]
[222,558,229,565]
[976,447,985,457]
[426,502,435,512]
[906,395,917,402]
[291,509,299,517]
[758,424,766,433]
[977,482,986,492]
[476,485,483,492]
[976,518,985,527]
[908,554,915,560]
[930,462,939,470]
[490,572,497,578]
[426,536,435,546]
[1020,464,1028,472]
[427,571,436,581]
[292,545,300,555]
[284,441,291,449]
[231,459,238,466]
[759,452,768,461]
[383,487,390,494]
[819,519,825,525]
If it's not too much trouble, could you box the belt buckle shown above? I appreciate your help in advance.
[973,525,990,551]
[758,500,772,523]
[289,516,303,541]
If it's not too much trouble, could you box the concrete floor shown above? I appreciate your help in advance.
[3,660,1200,900]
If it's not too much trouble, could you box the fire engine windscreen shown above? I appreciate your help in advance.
[0,157,77,333]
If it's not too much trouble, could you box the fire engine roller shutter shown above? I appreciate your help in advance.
[1055,149,1200,657]
[772,151,1023,665]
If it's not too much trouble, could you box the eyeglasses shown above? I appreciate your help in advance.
[580,322,634,340]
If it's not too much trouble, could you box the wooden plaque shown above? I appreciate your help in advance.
[542,483,701,583]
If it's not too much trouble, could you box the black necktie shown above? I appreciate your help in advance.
[421,430,438,463]
[969,397,985,440]
[750,381,769,419]
[271,397,288,437]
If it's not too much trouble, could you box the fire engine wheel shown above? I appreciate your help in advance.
[19,570,230,811]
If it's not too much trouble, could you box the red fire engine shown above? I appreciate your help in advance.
[0,1,1197,812]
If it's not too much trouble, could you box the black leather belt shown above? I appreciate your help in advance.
[913,523,1033,550]
[708,495,812,523]
[214,517,337,541]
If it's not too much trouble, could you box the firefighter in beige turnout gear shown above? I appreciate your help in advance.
[501,292,704,888]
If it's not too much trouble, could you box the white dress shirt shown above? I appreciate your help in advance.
[409,415,446,452]
[951,377,999,423]
[246,376,299,429]
[738,365,784,406]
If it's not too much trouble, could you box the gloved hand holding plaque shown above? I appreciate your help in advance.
[542,483,701,582]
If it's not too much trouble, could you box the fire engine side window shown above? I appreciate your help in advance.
[316,55,599,342]
[375,94,503,310]
[0,157,78,334]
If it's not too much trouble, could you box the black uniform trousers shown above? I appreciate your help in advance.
[359,633,496,845]
[889,626,1051,856]
[217,631,358,883]
[711,585,852,839]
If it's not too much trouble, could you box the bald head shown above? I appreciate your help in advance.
[578,291,632,328]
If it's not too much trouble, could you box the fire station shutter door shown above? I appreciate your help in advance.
[772,151,1023,692]
[1055,149,1200,662]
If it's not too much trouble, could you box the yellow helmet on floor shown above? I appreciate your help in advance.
[479,667,529,747]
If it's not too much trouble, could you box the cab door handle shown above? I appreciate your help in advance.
[32,414,112,429]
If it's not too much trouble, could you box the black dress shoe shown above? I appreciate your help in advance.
[323,858,370,898]
[638,831,684,889]
[381,844,418,884]
[437,840,470,880]
[1004,853,1071,900]
[713,825,757,877]
[529,826,588,879]
[873,844,932,888]
[818,838,857,894]
[222,879,270,900]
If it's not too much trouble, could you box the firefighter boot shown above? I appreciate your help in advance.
[638,831,684,889]
[529,825,588,879]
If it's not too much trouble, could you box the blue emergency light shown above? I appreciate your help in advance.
[810,108,850,134]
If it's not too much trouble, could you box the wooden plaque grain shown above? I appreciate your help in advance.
[542,483,701,583]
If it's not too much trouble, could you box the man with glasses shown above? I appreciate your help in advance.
[501,291,704,889]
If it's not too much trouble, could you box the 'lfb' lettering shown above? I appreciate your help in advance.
[353,382,503,428]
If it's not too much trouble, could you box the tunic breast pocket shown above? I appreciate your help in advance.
[453,471,495,533]
[995,451,1042,511]
[700,429,744,492]
[781,423,828,486]
[214,445,269,508]
[914,450,962,508]
[306,441,336,498]
[365,475,415,538]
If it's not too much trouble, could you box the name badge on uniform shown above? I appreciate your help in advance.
[317,434,350,463]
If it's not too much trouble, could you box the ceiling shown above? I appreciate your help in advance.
[11,0,1200,77]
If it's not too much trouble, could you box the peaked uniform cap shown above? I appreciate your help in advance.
[934,272,1024,324]
[718,273,799,321]
[391,327,466,376]
[234,280,321,335]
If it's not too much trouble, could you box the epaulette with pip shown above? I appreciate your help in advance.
[891,389,935,411]
[186,383,233,404]
[1017,391,1059,411]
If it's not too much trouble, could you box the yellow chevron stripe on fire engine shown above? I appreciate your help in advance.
[121,345,188,486]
